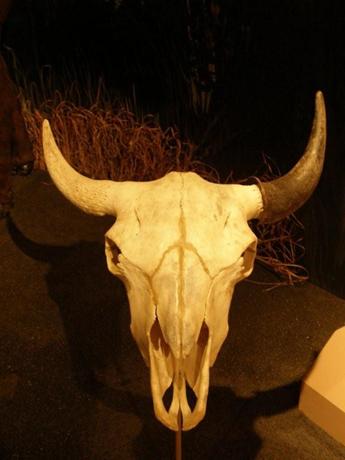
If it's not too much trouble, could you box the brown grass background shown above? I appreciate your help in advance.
[17,79,307,288]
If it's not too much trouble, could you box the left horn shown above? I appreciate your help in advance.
[42,119,122,216]
[256,91,326,223]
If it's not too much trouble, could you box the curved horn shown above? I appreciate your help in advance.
[42,119,121,216]
[256,91,326,224]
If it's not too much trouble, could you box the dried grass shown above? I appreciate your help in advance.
[21,96,219,183]
[251,215,308,289]
[18,81,307,288]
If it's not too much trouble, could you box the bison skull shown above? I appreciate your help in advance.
[42,92,326,431]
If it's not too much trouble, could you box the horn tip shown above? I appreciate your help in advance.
[42,119,51,131]
[315,90,325,106]
[42,120,54,139]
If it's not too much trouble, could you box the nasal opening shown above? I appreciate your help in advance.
[186,383,197,411]
[162,379,198,412]
[163,385,173,411]
[149,317,212,431]
[150,318,170,357]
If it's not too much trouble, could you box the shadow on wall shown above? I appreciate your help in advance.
[6,216,128,389]
[116,380,300,460]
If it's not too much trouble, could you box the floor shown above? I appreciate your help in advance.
[1,171,345,459]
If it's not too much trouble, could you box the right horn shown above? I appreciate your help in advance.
[42,119,142,217]
[256,91,326,224]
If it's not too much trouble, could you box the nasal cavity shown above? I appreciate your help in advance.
[163,384,174,412]
[198,322,209,346]
[186,383,197,411]
[105,237,121,264]
[162,382,197,412]
[150,319,170,356]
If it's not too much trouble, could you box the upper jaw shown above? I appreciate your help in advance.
[148,320,212,431]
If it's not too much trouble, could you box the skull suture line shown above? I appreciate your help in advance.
[42,92,326,431]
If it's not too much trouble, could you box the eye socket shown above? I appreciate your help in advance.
[105,237,121,265]
[240,241,257,275]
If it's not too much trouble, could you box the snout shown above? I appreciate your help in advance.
[148,318,212,431]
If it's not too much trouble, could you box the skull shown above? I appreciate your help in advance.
[42,92,326,431]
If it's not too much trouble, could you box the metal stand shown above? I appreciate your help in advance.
[175,410,182,460]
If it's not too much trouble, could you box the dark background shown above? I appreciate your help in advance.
[3,0,345,298]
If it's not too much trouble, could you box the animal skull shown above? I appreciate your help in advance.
[42,92,326,431]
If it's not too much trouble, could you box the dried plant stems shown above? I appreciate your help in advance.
[19,86,307,288]
[22,98,219,183]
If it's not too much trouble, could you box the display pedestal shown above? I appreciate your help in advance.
[299,326,345,446]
